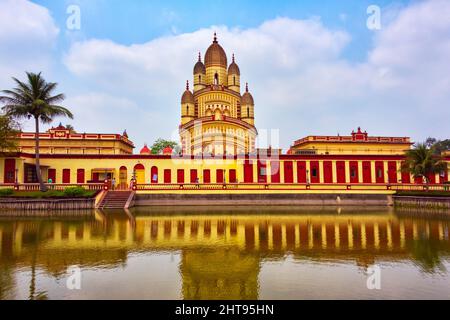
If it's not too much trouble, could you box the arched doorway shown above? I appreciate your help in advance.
[151,166,158,184]
[134,164,145,185]
[119,166,128,189]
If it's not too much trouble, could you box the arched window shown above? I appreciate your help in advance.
[247,107,250,117]
[198,75,201,83]
[233,76,236,86]
[214,73,219,85]
[186,105,189,114]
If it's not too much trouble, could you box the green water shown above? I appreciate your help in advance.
[0,206,449,300]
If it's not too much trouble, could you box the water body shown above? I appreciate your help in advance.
[0,206,449,300]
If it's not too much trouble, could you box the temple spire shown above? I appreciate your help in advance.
[245,83,249,92]
[198,52,201,62]
[213,32,218,43]
[186,80,189,90]
[232,53,235,63]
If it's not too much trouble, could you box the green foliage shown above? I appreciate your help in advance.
[63,186,88,197]
[150,138,180,155]
[0,115,19,153]
[425,137,450,155]
[402,143,447,183]
[0,188,14,196]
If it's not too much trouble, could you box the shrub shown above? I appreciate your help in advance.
[63,187,87,197]
[0,188,14,197]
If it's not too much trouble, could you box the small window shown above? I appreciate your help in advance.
[186,106,189,114]
[312,169,318,177]
[233,76,236,85]
[351,169,356,178]
[377,169,383,178]
[247,107,250,117]
[214,73,219,85]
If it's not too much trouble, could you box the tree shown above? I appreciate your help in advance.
[0,115,19,153]
[424,137,450,155]
[0,72,73,191]
[150,138,180,155]
[402,143,447,183]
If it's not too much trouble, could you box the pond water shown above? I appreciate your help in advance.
[0,206,449,300]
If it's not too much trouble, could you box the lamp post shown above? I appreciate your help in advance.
[306,169,310,185]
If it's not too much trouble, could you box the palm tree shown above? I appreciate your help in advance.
[0,72,73,191]
[402,143,446,184]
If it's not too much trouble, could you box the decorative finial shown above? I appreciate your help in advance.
[246,83,249,92]
[232,53,235,63]
[186,80,189,90]
[213,32,218,43]
[198,52,201,62]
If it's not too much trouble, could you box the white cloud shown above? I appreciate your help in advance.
[63,0,450,150]
[0,0,59,88]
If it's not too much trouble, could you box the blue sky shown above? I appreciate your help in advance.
[1,0,449,151]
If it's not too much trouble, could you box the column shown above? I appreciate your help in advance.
[397,161,402,183]
[252,160,258,183]
[332,160,337,183]
[279,161,285,184]
[306,161,311,184]
[293,161,298,184]
[358,161,363,184]
[345,161,350,183]
[371,161,377,184]
[319,160,324,184]
[267,161,272,184]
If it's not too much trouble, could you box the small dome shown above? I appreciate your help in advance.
[241,83,254,105]
[194,52,206,74]
[181,81,195,104]
[204,33,227,68]
[228,54,240,75]
[140,144,151,155]
[163,146,173,155]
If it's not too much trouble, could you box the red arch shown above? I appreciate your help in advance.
[151,166,158,184]
[134,164,145,170]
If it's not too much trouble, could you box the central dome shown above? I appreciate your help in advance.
[204,33,227,68]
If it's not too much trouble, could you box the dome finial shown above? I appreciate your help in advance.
[186,80,189,90]
[246,82,249,92]
[198,52,201,62]
[213,32,218,43]
[232,53,235,63]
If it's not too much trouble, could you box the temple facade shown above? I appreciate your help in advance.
[179,34,257,156]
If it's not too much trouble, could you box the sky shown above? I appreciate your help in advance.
[0,0,449,152]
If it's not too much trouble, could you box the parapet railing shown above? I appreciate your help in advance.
[134,183,450,192]
[0,183,105,191]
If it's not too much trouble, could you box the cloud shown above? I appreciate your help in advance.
[63,0,450,150]
[0,0,59,88]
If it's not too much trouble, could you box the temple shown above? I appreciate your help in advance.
[0,35,449,188]
[180,33,257,156]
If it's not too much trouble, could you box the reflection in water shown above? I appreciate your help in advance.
[0,206,449,300]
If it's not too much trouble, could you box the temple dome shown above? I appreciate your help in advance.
[204,33,227,68]
[228,54,240,75]
[181,81,194,104]
[194,53,206,74]
[140,144,151,155]
[241,83,254,105]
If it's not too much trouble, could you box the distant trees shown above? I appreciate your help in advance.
[150,138,180,155]
[0,115,19,153]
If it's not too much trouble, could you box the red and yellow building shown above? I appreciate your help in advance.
[0,37,449,191]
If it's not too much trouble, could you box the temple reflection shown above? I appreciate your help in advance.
[0,207,449,300]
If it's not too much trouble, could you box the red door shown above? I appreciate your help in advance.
[388,161,398,184]
[63,169,71,184]
[323,161,332,183]
[310,161,320,183]
[190,169,198,183]
[336,161,346,183]
[271,161,280,183]
[362,161,372,183]
[297,161,306,183]
[216,169,224,184]
[4,159,16,183]
[244,161,253,183]
[284,161,293,183]
[151,166,158,183]
[164,169,171,183]
[350,161,359,184]
[229,169,237,183]
[203,169,211,183]
[401,170,411,184]
[48,169,56,184]
[375,161,385,183]
[77,169,85,184]
[177,169,184,184]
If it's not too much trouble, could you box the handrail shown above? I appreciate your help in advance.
[0,183,104,191]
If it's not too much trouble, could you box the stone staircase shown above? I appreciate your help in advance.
[98,191,134,209]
